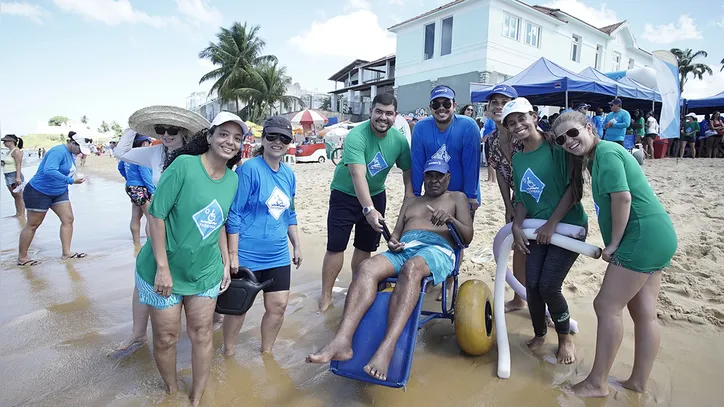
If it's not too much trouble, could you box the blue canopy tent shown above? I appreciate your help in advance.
[577,67,662,112]
[686,90,724,113]
[470,58,619,107]
[616,76,661,102]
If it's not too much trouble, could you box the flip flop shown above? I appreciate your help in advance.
[17,259,41,266]
[66,252,88,260]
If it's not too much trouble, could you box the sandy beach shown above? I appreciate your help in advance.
[1,152,722,406]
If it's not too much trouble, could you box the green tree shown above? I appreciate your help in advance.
[48,116,69,126]
[198,22,277,114]
[320,96,331,111]
[671,48,713,92]
[110,121,123,137]
[233,62,303,122]
[98,121,110,133]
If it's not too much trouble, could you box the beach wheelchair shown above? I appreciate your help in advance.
[329,223,496,388]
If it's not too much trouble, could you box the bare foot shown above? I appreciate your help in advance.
[527,336,545,353]
[546,315,554,328]
[318,295,332,313]
[363,342,395,381]
[223,345,236,357]
[436,287,452,302]
[111,335,146,353]
[189,393,201,407]
[620,378,647,393]
[572,378,609,398]
[306,339,353,363]
[504,297,526,312]
[556,334,576,364]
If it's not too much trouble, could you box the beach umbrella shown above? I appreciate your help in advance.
[290,109,328,126]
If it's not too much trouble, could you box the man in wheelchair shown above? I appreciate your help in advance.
[307,159,474,380]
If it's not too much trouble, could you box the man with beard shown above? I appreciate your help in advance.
[319,93,414,312]
[411,86,481,215]
[307,159,473,381]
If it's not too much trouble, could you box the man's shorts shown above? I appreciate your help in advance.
[23,183,70,212]
[254,265,291,293]
[326,189,386,253]
[125,185,152,206]
[136,271,220,309]
[381,230,456,286]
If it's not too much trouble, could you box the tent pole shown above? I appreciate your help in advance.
[652,99,655,113]
[565,91,569,109]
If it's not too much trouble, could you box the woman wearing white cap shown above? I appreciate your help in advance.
[17,131,91,266]
[134,112,245,406]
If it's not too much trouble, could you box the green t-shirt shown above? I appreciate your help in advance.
[136,155,239,295]
[684,121,700,137]
[512,141,587,227]
[628,117,645,137]
[330,121,412,196]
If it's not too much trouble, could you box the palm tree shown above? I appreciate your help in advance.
[720,57,723,72]
[198,22,277,113]
[233,62,304,122]
[671,48,713,92]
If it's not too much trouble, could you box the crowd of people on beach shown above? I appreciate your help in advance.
[2,82,680,403]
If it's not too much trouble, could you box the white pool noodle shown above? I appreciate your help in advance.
[493,225,602,379]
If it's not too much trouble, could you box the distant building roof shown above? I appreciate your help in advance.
[360,54,395,69]
[388,0,466,31]
[599,21,625,34]
[328,59,369,82]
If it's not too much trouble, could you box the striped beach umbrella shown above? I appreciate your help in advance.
[290,109,328,126]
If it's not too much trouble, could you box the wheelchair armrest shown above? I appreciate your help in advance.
[447,222,468,250]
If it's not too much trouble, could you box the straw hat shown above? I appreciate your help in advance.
[128,105,211,139]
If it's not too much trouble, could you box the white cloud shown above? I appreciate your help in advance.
[641,15,702,44]
[0,1,49,24]
[345,0,370,11]
[542,0,619,28]
[289,10,395,60]
[51,0,175,27]
[681,66,724,100]
[175,0,222,26]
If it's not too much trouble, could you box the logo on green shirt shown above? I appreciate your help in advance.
[521,168,545,203]
[193,199,224,240]
[367,151,388,176]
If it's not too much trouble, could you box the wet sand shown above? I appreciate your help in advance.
[1,154,723,406]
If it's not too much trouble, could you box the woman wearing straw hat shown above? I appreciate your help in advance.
[17,132,91,266]
[113,107,210,354]
[2,134,26,217]
[134,112,245,406]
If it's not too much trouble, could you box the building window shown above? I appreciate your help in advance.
[424,23,435,60]
[524,22,541,48]
[502,13,520,40]
[570,34,581,62]
[595,44,603,70]
[613,52,621,70]
[441,17,453,56]
[628,58,635,69]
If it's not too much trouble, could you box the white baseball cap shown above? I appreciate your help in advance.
[68,132,91,155]
[502,97,535,123]
[211,111,249,135]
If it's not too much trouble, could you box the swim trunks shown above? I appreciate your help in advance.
[381,230,455,285]
[136,271,220,309]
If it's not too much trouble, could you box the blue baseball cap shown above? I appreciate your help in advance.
[487,84,518,100]
[609,98,623,105]
[134,134,152,143]
[423,159,449,174]
[430,85,455,102]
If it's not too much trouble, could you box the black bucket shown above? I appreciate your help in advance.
[215,267,273,316]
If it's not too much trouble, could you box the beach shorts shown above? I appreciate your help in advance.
[644,133,657,139]
[682,136,695,143]
[23,183,69,212]
[381,230,455,285]
[135,271,220,309]
[609,217,678,273]
[253,265,291,293]
[125,185,152,206]
[326,189,386,253]
[4,171,23,187]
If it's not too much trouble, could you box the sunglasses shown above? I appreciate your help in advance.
[154,125,180,136]
[264,133,292,144]
[555,126,582,146]
[430,100,452,110]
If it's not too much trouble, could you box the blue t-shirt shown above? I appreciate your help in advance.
[226,156,298,271]
[482,117,496,137]
[592,115,606,138]
[411,115,481,203]
[124,162,155,194]
[29,144,76,196]
[603,110,631,142]
[118,160,127,180]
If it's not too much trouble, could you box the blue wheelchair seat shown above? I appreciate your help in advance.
[329,223,467,388]
[624,134,635,150]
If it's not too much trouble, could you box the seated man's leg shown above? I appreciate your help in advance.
[307,255,397,363]
[364,256,431,380]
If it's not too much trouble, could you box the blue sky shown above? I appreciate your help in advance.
[1,0,722,134]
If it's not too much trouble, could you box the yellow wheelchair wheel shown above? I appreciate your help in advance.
[454,279,495,355]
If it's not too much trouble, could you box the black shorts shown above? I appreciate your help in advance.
[326,189,386,253]
[682,136,695,143]
[644,133,657,139]
[254,265,291,293]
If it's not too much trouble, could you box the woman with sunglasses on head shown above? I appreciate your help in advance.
[17,132,91,266]
[113,107,210,354]
[2,134,26,217]
[134,112,244,406]
[552,111,677,398]
[504,98,588,365]
[222,116,302,356]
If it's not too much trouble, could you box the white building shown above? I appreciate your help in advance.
[185,91,237,122]
[388,0,653,113]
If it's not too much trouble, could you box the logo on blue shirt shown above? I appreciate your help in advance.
[432,144,451,162]
[520,168,545,203]
[266,186,290,220]
[367,151,388,176]
[192,199,224,240]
